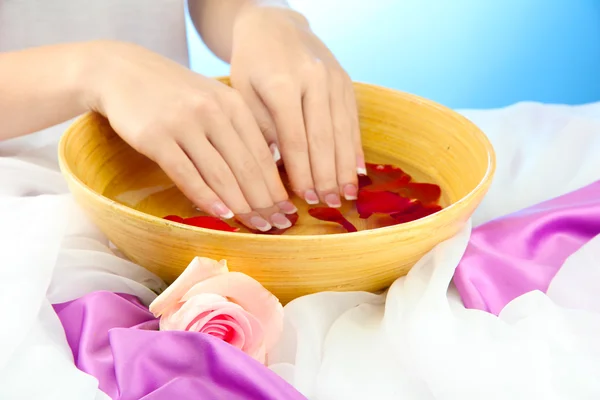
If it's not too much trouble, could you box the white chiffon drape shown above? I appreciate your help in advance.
[2,102,600,399]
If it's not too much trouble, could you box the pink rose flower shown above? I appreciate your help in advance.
[148,257,284,363]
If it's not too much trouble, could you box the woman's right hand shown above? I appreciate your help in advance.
[85,41,296,231]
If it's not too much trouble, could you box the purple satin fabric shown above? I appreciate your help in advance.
[454,180,600,315]
[53,291,306,400]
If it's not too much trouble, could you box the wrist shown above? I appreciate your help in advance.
[73,40,131,115]
[65,41,100,114]
[66,41,109,115]
[235,3,310,31]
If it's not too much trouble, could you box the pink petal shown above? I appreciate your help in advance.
[182,295,264,358]
[205,320,240,343]
[149,257,228,317]
[159,293,232,330]
[160,293,266,362]
[202,321,232,341]
[180,272,284,351]
[200,318,247,348]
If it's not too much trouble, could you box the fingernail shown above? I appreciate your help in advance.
[250,216,272,232]
[270,143,281,163]
[325,193,342,208]
[277,200,298,214]
[304,190,319,205]
[357,157,367,176]
[212,202,234,219]
[271,213,292,229]
[343,184,358,200]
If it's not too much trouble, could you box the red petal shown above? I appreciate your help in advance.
[395,182,441,204]
[361,175,411,193]
[262,212,300,235]
[163,215,185,223]
[356,190,414,219]
[358,174,373,189]
[180,216,240,232]
[363,180,441,204]
[362,164,441,203]
[308,207,357,233]
[366,163,411,181]
[390,204,442,224]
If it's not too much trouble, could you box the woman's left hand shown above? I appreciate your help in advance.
[230,6,365,208]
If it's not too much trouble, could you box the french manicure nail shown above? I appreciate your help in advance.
[212,202,234,219]
[357,157,367,175]
[271,213,292,229]
[325,193,342,208]
[277,200,298,214]
[270,143,281,163]
[250,216,272,232]
[343,184,358,200]
[304,190,320,205]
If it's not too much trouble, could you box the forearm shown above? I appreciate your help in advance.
[188,0,296,63]
[0,43,96,141]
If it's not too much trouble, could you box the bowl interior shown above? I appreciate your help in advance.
[61,81,493,236]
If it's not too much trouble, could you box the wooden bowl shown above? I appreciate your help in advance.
[58,79,495,304]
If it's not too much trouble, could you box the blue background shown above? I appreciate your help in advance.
[186,0,600,110]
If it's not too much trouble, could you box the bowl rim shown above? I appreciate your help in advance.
[58,82,496,242]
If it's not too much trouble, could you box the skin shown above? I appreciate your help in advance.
[0,0,364,231]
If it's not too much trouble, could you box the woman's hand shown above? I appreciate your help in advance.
[229,6,365,208]
[89,41,296,231]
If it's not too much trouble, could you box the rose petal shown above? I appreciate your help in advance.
[366,163,411,182]
[356,190,415,219]
[159,293,229,330]
[360,175,411,193]
[160,293,266,360]
[358,175,373,189]
[390,203,442,224]
[178,295,266,362]
[181,216,240,232]
[149,257,229,317]
[202,323,227,338]
[200,318,243,345]
[395,182,442,204]
[308,207,357,233]
[180,272,283,351]
[164,215,185,223]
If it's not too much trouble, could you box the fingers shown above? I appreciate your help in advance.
[176,135,270,231]
[221,88,293,213]
[183,136,277,231]
[344,78,366,175]
[151,140,235,220]
[259,79,317,204]
[329,71,359,201]
[256,65,362,208]
[203,104,295,229]
[232,80,282,165]
[177,132,251,212]
[302,65,340,207]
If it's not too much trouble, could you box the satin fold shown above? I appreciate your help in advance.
[454,180,600,315]
[53,291,306,400]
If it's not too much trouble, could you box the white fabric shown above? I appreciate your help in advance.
[3,102,600,400]
[0,143,166,399]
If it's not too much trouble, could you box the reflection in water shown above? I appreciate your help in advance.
[115,185,175,208]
